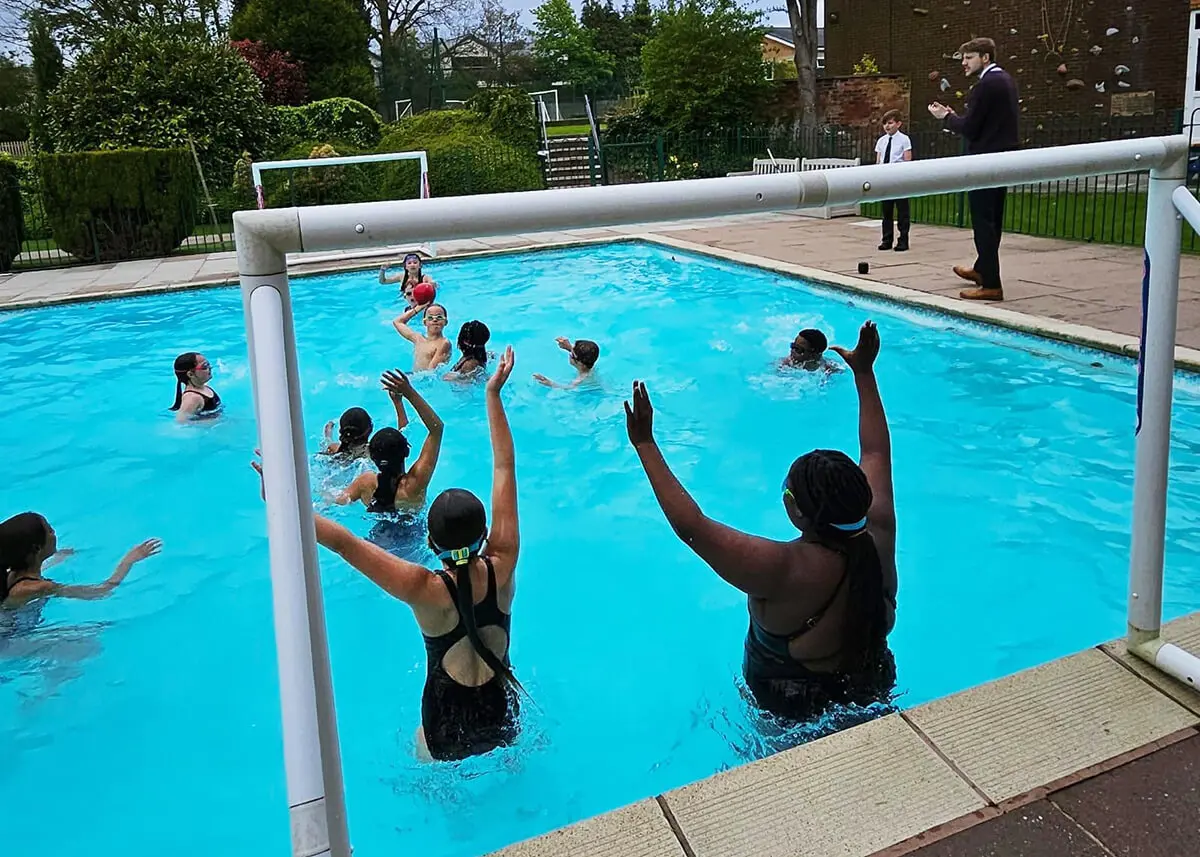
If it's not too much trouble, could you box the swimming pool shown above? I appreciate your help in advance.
[3,240,1200,857]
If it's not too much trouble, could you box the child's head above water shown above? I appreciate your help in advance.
[424,303,448,337]
[338,407,373,450]
[457,320,490,365]
[790,328,828,363]
[569,339,600,371]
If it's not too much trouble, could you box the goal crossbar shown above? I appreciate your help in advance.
[233,134,1196,857]
[251,150,430,211]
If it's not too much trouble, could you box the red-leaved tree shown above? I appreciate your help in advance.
[231,39,309,106]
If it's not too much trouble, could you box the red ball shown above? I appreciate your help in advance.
[412,282,436,305]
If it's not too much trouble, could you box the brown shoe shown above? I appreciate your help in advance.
[953,265,983,285]
[959,287,1004,301]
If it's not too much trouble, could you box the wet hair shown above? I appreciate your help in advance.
[571,339,601,369]
[784,450,887,662]
[0,512,49,602]
[960,37,996,62]
[797,328,828,354]
[169,352,203,411]
[428,488,525,695]
[338,407,373,454]
[882,109,903,124]
[368,428,410,511]
[456,320,491,367]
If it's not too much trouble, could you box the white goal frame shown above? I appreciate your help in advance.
[251,150,430,211]
[233,135,1198,857]
[392,99,413,121]
[530,88,561,122]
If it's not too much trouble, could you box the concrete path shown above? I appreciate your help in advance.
[3,212,1198,351]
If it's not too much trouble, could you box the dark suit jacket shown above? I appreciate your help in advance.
[943,67,1020,155]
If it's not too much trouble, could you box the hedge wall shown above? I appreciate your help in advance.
[0,155,23,271]
[39,149,198,262]
[272,98,383,154]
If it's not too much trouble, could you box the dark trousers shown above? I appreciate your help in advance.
[968,187,1007,290]
[881,198,910,244]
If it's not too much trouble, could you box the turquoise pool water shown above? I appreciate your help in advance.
[3,241,1200,857]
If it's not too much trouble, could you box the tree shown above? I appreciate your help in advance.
[0,56,31,141]
[28,12,63,149]
[364,0,466,113]
[7,0,226,50]
[581,0,636,90]
[466,0,526,84]
[785,0,820,127]
[640,0,766,132]
[231,0,376,103]
[622,0,654,87]
[532,0,613,90]
[232,39,308,105]
[43,25,273,183]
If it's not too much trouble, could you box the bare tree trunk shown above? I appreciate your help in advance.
[786,0,820,128]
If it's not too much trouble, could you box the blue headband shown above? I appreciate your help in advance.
[432,535,484,566]
[829,517,868,532]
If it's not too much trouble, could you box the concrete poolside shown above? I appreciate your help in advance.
[3,211,1199,855]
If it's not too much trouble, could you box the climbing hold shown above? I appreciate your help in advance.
[929,70,940,81]
[1118,80,1131,88]
[1031,47,1038,54]
[1094,81,1105,93]
[1057,63,1068,75]
[912,7,929,14]
[1066,79,1085,90]
[1132,36,1140,44]
[1115,64,1129,75]
[942,23,948,29]
[1089,45,1102,55]
[940,77,951,91]
[1036,123,1044,131]
[1106,27,1119,36]
[1010,28,1018,35]
[952,51,962,59]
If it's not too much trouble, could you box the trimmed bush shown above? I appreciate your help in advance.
[261,141,383,208]
[39,149,198,262]
[468,87,539,150]
[271,98,384,155]
[0,155,23,271]
[378,110,544,198]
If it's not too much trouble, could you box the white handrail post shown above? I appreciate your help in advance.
[236,211,352,857]
[1127,151,1187,649]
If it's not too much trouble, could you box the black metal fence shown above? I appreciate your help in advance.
[599,112,1200,251]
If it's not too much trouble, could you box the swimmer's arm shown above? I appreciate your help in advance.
[53,539,161,600]
[391,307,424,343]
[486,385,519,563]
[853,369,895,531]
[379,265,404,285]
[175,392,203,423]
[334,473,369,506]
[634,441,792,598]
[404,388,443,485]
[42,548,75,570]
[314,515,432,603]
[390,394,410,430]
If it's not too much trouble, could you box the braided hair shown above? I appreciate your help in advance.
[367,428,411,512]
[427,489,525,696]
[785,450,887,663]
[0,512,50,603]
[337,407,372,457]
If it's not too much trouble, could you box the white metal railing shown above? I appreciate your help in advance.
[232,134,1198,857]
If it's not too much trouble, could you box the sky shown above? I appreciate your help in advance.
[506,0,817,29]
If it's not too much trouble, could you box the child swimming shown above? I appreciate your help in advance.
[444,320,491,381]
[380,252,436,307]
[783,328,838,373]
[320,372,413,460]
[392,302,452,371]
[533,336,601,389]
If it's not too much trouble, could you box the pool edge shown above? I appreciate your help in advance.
[488,610,1200,857]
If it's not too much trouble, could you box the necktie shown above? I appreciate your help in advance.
[884,136,893,164]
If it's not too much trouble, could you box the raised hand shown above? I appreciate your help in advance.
[532,373,554,387]
[831,320,880,375]
[624,381,654,447]
[381,369,413,399]
[555,337,572,351]
[487,346,515,393]
[124,538,162,564]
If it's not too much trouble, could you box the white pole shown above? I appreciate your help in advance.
[240,258,351,857]
[1127,155,1187,647]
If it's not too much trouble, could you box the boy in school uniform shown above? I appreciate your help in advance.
[875,109,913,252]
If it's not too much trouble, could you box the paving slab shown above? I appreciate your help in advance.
[1051,733,1200,857]
[905,648,1200,804]
[1101,611,1200,716]
[488,798,684,857]
[664,713,984,857]
[904,800,1111,857]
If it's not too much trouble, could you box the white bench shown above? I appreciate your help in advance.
[731,157,862,219]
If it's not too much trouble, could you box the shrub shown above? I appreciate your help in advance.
[271,98,384,154]
[378,115,544,198]
[39,149,198,262]
[603,102,661,143]
[261,141,382,207]
[43,26,272,187]
[468,87,539,150]
[0,155,23,271]
[232,39,308,106]
[15,158,50,241]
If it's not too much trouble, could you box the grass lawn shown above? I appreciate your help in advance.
[547,123,602,137]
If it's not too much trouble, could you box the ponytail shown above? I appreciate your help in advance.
[169,352,201,411]
[446,546,527,697]
[371,460,405,511]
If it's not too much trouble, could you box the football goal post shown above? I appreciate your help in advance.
[530,89,561,122]
[234,134,1196,857]
[251,150,429,211]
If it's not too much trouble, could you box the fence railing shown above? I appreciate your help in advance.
[598,112,1200,251]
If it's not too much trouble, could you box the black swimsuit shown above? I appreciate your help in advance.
[743,562,897,723]
[420,557,520,761]
[185,388,222,417]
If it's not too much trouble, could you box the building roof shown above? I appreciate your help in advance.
[765,27,824,49]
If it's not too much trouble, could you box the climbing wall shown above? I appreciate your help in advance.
[823,0,1189,122]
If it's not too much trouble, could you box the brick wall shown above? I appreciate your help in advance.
[766,75,911,127]
[824,0,1189,120]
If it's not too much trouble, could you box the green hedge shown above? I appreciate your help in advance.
[378,110,544,198]
[272,98,383,154]
[261,141,383,207]
[39,148,198,262]
[0,155,23,271]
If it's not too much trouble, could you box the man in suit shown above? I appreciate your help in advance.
[928,37,1020,301]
